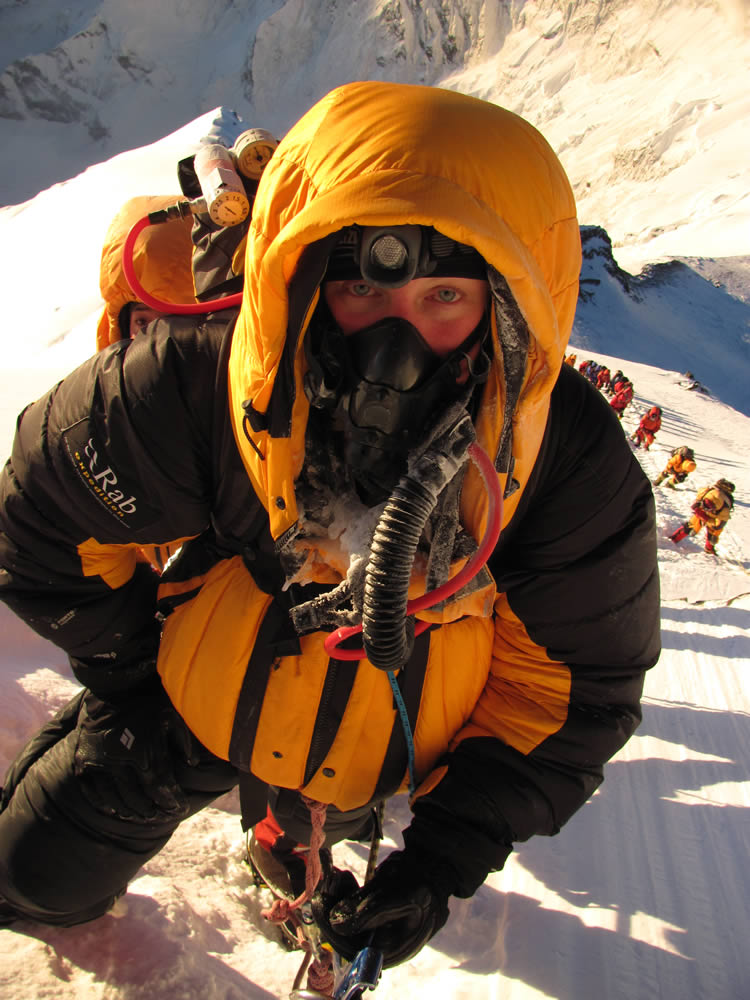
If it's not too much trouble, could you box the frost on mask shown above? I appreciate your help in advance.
[277,408,384,588]
[280,403,491,639]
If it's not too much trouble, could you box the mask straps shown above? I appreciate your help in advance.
[435,310,491,390]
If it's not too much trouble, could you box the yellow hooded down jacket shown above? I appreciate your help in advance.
[0,84,660,885]
[155,83,580,805]
[154,83,658,826]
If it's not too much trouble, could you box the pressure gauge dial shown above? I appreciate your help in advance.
[233,128,279,180]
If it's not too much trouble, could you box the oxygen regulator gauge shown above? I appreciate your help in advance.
[233,128,279,180]
[193,143,251,227]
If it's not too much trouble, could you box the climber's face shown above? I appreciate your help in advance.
[324,276,489,359]
[128,302,163,338]
[309,228,492,506]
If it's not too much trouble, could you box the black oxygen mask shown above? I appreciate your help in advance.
[302,223,491,504]
[305,306,489,506]
[343,314,489,504]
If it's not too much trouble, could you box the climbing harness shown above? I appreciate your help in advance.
[249,796,386,1000]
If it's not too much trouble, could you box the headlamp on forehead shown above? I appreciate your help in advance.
[326,225,487,288]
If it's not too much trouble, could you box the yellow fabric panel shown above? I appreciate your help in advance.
[77,538,139,589]
[412,614,494,775]
[96,194,197,351]
[250,630,339,792]
[157,556,273,760]
[457,592,571,755]
[257,638,399,810]
[250,612,493,812]
[299,663,395,810]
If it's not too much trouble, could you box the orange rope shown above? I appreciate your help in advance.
[260,796,334,997]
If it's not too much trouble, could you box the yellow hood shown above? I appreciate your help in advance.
[229,81,580,545]
[96,194,197,350]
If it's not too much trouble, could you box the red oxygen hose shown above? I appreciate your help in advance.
[122,215,243,314]
[324,440,503,661]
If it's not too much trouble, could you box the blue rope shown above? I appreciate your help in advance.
[387,670,417,795]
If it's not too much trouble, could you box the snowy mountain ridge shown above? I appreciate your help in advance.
[1,0,749,271]
[574,227,750,416]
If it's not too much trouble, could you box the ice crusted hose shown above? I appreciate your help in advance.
[324,410,504,669]
[363,412,476,670]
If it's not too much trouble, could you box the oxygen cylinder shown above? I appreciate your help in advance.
[192,143,250,227]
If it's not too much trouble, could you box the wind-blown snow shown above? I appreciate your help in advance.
[0,2,749,998]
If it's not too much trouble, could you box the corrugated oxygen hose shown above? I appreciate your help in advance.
[362,476,437,670]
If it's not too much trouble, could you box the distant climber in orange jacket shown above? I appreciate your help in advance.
[670,479,735,554]
[610,379,633,420]
[653,446,696,488]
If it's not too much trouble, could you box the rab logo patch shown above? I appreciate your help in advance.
[79,436,137,515]
[63,423,159,530]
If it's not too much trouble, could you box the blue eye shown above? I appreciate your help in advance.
[436,288,459,302]
[351,282,373,297]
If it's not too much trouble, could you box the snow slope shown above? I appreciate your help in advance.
[0,352,748,1000]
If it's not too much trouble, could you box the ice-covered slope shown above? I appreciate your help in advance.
[1,350,747,1000]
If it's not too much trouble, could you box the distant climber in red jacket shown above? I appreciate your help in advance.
[610,379,633,420]
[631,406,662,449]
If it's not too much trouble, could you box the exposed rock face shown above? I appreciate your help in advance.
[0,0,504,203]
[579,225,635,301]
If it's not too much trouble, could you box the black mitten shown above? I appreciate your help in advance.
[73,680,196,824]
[312,850,452,969]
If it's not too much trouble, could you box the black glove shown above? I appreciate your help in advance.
[312,850,452,969]
[73,681,196,824]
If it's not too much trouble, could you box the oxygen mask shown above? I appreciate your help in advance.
[305,305,489,506]
[304,224,491,505]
